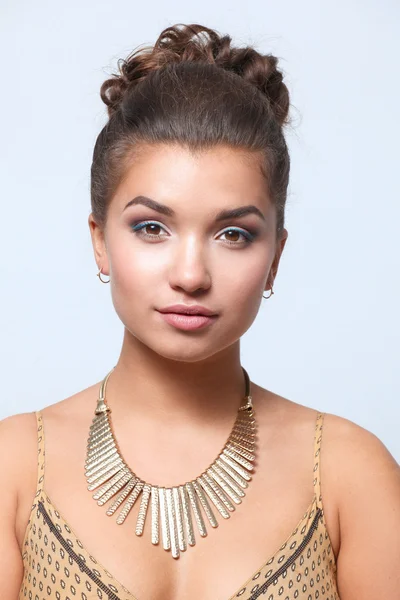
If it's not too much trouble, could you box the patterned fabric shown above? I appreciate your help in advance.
[19,411,340,600]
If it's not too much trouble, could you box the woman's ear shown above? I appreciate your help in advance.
[88,213,109,275]
[270,228,289,282]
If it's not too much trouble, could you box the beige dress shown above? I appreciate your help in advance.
[19,411,340,599]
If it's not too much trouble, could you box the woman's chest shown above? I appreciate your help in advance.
[19,467,327,600]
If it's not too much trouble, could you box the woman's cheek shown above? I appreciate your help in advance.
[226,255,269,305]
[109,241,163,289]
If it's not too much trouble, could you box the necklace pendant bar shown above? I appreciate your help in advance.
[116,481,144,524]
[86,438,114,460]
[198,475,231,518]
[151,486,160,544]
[136,483,151,535]
[186,481,207,537]
[206,467,242,505]
[226,441,255,462]
[173,486,186,552]
[208,464,245,497]
[93,469,130,501]
[159,487,171,550]
[106,478,137,515]
[166,488,179,558]
[219,454,252,480]
[215,457,249,488]
[180,485,195,546]
[222,447,254,471]
[192,480,218,528]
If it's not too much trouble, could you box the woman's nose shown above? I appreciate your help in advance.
[168,236,212,293]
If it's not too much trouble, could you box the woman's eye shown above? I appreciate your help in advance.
[130,221,168,240]
[218,228,255,245]
[130,221,255,246]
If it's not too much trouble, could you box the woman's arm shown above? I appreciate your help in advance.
[327,415,400,598]
[0,415,27,599]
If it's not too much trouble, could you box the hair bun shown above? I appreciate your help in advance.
[100,23,290,126]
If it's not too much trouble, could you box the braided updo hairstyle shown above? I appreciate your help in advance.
[91,23,291,237]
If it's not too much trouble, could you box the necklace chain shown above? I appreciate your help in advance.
[85,366,257,559]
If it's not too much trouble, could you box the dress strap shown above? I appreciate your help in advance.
[34,410,46,499]
[313,412,324,509]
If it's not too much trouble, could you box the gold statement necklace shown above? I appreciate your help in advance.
[85,366,257,559]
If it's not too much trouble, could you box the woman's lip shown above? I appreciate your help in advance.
[156,311,218,331]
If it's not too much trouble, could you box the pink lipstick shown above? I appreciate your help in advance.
[156,304,219,331]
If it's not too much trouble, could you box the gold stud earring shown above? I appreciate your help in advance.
[97,268,110,284]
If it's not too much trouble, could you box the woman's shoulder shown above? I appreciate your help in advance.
[40,380,101,419]
[0,411,40,552]
[0,410,39,488]
[0,381,98,457]
[253,381,396,463]
[0,412,38,507]
[269,398,400,593]
[0,379,99,444]
[0,384,100,550]
[254,384,399,517]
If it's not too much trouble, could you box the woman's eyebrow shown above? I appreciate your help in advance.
[123,195,266,222]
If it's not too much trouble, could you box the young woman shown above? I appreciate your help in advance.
[1,23,399,600]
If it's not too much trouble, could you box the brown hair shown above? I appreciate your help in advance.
[91,23,291,236]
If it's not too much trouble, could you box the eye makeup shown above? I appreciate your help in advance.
[129,220,258,246]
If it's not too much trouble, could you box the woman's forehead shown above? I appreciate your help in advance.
[112,143,272,216]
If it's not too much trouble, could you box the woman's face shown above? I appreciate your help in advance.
[89,143,288,363]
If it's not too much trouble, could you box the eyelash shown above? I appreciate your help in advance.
[130,220,256,246]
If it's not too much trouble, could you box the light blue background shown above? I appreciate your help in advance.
[1,1,399,461]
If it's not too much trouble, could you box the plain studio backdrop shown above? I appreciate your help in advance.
[1,1,399,461]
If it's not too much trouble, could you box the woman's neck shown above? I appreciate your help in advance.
[103,331,249,431]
